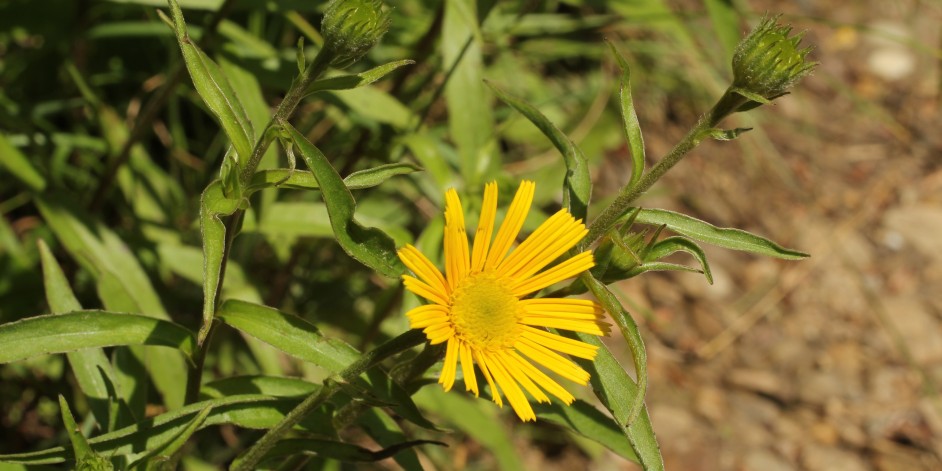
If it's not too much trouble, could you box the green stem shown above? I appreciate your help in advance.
[229,330,426,471]
[238,47,335,184]
[583,89,748,248]
[184,48,335,407]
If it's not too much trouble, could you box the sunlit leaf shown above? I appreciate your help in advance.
[283,123,405,278]
[0,311,196,364]
[635,208,809,259]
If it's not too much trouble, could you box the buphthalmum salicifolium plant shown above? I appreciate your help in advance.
[0,0,815,469]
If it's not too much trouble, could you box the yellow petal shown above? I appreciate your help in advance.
[485,180,535,270]
[470,182,498,272]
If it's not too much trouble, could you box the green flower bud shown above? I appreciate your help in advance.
[732,16,816,103]
[592,231,648,283]
[321,0,391,69]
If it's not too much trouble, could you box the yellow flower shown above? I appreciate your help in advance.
[398,180,610,421]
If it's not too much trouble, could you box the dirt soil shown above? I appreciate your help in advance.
[594,3,942,470]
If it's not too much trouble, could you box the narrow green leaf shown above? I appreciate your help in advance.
[201,376,319,399]
[0,133,46,192]
[284,123,404,278]
[305,60,415,95]
[0,395,333,465]
[536,400,637,462]
[580,274,647,427]
[166,0,255,162]
[574,334,664,470]
[636,208,809,259]
[708,127,751,141]
[642,236,713,284]
[623,261,703,278]
[40,241,129,431]
[606,42,645,190]
[217,300,360,372]
[261,438,445,463]
[197,182,234,345]
[486,81,591,220]
[59,396,111,470]
[127,406,212,470]
[0,312,196,364]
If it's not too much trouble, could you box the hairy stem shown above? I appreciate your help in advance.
[583,89,748,247]
[238,48,334,184]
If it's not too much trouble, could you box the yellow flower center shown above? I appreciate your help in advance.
[450,273,521,351]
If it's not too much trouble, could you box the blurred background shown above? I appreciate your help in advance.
[1,0,940,469]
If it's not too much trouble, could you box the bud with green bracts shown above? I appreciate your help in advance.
[321,0,391,69]
[731,16,817,106]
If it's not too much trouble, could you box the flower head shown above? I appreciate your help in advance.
[398,181,610,421]
[732,16,816,102]
[321,0,391,69]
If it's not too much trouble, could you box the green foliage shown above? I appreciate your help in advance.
[0,0,815,469]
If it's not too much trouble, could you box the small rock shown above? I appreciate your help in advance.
[801,444,869,471]
[883,205,942,261]
[810,420,840,445]
[742,450,795,471]
[881,297,942,364]
[695,386,727,421]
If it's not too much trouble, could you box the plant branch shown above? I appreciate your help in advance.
[583,89,748,247]
[229,330,426,471]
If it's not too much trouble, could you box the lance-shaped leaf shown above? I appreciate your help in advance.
[40,241,131,431]
[0,395,334,466]
[640,236,713,284]
[59,396,114,471]
[215,301,435,430]
[0,311,196,364]
[36,194,186,410]
[635,208,809,259]
[570,332,664,471]
[283,122,404,277]
[304,60,415,95]
[166,0,254,164]
[581,273,647,427]
[261,438,445,464]
[486,80,591,220]
[216,299,360,372]
[607,41,645,190]
[0,133,46,192]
